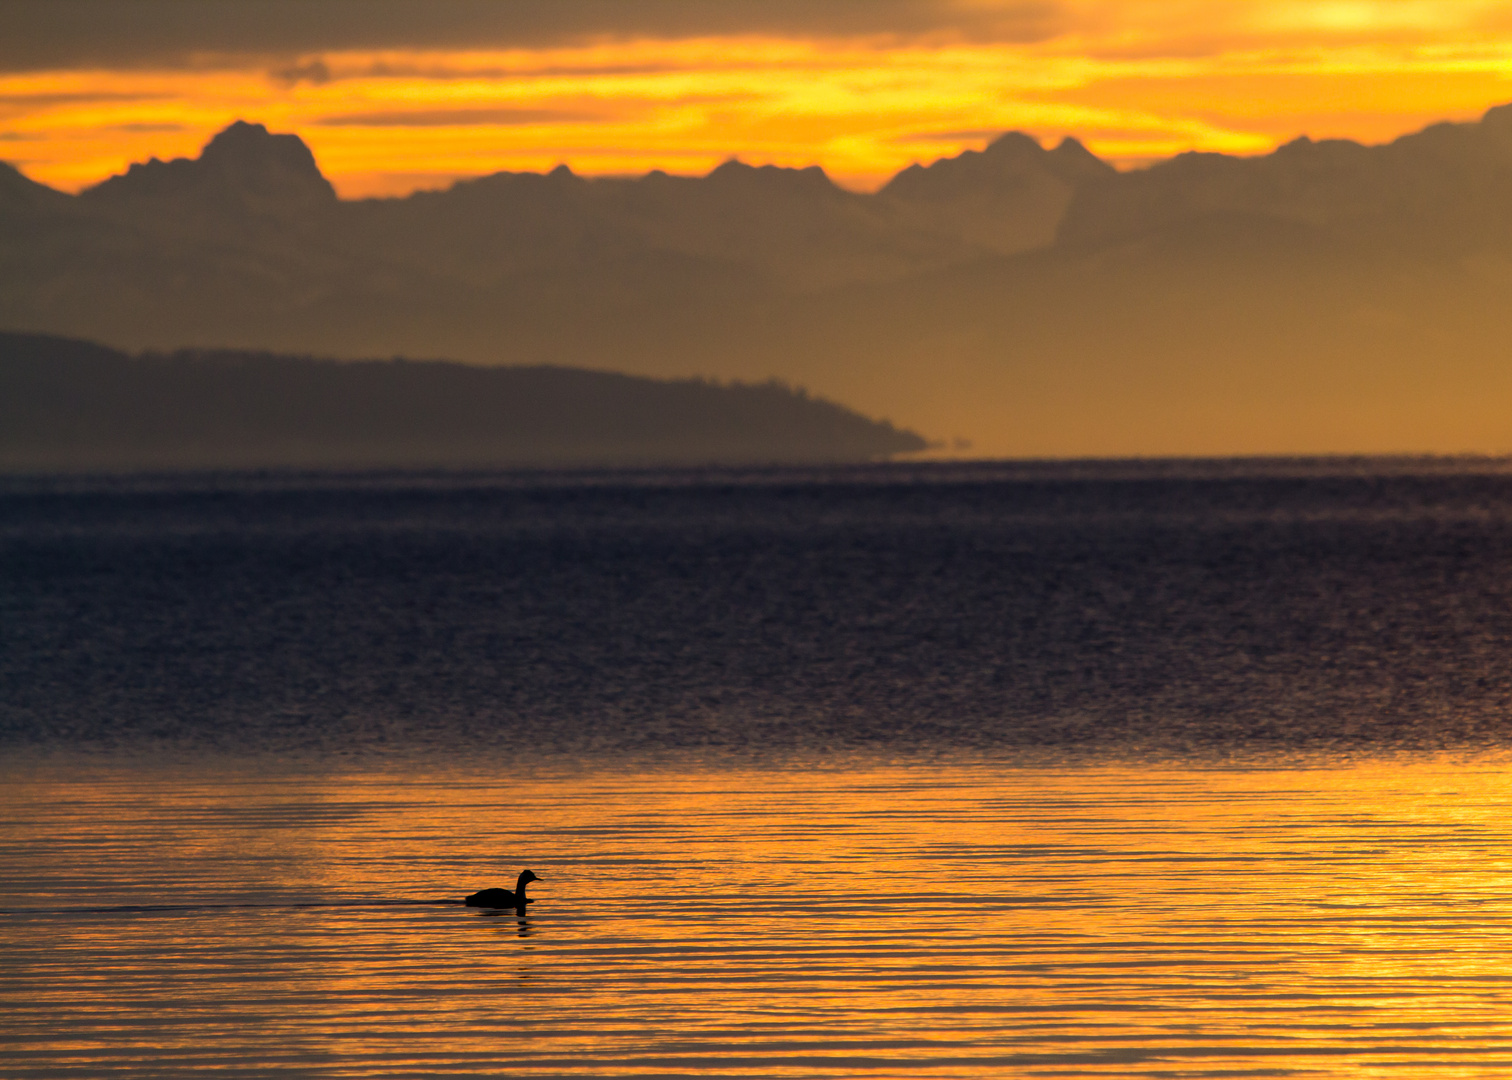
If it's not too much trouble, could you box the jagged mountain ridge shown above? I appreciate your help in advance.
[3,120,1113,302]
[1059,103,1512,254]
[7,107,1512,456]
[0,119,1116,378]
[86,121,338,215]
[882,132,1114,253]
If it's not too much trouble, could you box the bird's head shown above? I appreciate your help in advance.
[520,869,539,884]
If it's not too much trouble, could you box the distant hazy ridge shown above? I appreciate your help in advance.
[6,108,1512,456]
[0,332,925,470]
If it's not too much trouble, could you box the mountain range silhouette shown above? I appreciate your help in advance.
[6,108,1512,456]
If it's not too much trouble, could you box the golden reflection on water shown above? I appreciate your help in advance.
[5,753,1512,1077]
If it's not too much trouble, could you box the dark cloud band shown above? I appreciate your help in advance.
[0,0,1064,72]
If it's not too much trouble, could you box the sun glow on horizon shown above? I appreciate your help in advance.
[4,3,1512,196]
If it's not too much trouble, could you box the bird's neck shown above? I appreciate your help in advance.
[514,875,531,898]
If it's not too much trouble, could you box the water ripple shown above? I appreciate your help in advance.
[5,756,1512,1077]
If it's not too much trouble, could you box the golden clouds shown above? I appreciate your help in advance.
[1248,1,1493,34]
[3,1,1512,195]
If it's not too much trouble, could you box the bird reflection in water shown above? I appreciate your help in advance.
[473,907,534,936]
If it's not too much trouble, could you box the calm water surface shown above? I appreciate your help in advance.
[7,461,1512,1076]
[6,753,1512,1078]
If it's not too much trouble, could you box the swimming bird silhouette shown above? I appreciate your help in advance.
[464,869,539,908]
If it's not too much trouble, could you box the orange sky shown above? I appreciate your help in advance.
[4,1,1512,196]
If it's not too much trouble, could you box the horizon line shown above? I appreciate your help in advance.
[8,98,1510,200]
